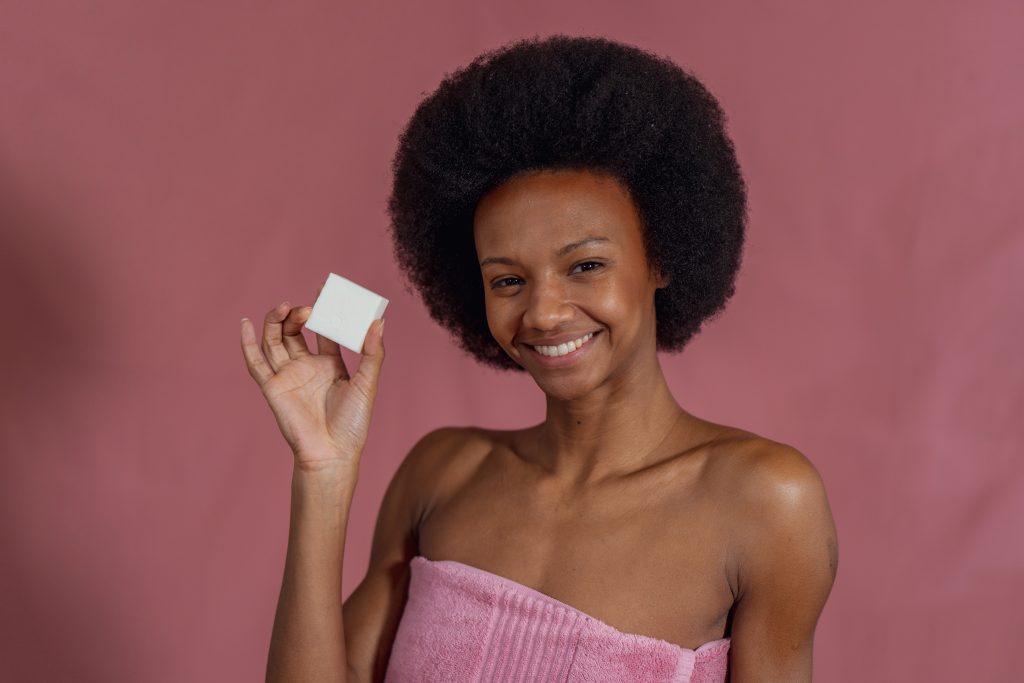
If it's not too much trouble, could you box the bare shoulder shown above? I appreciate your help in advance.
[395,425,498,521]
[704,428,839,588]
[400,425,496,478]
[707,430,839,678]
[706,427,831,511]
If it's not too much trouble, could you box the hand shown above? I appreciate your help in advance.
[240,293,386,472]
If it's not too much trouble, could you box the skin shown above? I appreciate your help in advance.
[339,168,839,682]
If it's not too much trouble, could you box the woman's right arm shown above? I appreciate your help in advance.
[267,464,359,682]
[241,297,388,683]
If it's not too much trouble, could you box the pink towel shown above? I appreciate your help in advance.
[384,555,730,682]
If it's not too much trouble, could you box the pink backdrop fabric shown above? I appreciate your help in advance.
[1,2,1021,681]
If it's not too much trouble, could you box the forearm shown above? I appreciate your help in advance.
[266,464,358,683]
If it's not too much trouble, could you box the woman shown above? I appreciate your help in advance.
[242,35,838,682]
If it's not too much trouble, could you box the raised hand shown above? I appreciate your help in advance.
[240,296,385,473]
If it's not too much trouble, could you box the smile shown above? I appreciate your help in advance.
[529,332,597,357]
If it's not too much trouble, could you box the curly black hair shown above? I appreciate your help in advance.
[387,34,747,372]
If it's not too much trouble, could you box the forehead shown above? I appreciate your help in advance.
[472,168,644,252]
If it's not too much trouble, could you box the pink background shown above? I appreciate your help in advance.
[2,2,1021,681]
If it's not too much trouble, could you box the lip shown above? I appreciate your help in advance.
[520,330,601,369]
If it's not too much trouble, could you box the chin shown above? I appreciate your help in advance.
[530,373,600,402]
[502,340,609,400]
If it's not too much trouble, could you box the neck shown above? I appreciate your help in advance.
[531,351,689,487]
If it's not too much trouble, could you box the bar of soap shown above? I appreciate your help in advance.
[304,273,389,353]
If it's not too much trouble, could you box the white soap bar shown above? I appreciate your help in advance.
[304,273,389,353]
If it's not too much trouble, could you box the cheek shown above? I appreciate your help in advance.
[589,276,651,326]
[483,297,516,340]
[586,279,629,317]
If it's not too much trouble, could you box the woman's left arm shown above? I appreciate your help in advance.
[727,444,840,682]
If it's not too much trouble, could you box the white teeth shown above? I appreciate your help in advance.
[533,332,594,357]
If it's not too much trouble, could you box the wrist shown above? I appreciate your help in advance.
[292,459,359,493]
[293,447,361,473]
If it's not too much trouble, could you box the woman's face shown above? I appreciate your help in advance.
[473,168,667,399]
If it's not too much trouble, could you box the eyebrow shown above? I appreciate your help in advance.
[479,236,611,267]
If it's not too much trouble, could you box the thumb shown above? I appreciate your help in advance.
[355,318,385,384]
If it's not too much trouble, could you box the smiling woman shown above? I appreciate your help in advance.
[473,169,670,399]
[388,35,748,374]
[252,33,838,683]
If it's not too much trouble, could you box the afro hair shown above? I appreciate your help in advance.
[387,34,747,372]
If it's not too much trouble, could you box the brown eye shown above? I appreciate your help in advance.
[571,261,604,274]
[492,277,523,289]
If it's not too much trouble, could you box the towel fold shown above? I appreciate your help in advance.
[383,555,729,682]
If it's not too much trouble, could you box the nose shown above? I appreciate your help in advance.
[522,275,574,331]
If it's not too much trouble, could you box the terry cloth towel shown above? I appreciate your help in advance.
[383,555,730,682]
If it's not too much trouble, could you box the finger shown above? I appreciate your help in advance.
[353,317,386,391]
[308,320,348,380]
[281,306,313,359]
[240,317,274,386]
[314,329,343,359]
[261,301,293,372]
[314,330,346,384]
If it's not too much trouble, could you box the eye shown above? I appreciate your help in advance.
[571,261,604,274]
[491,276,523,289]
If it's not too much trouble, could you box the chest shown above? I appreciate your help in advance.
[416,453,737,650]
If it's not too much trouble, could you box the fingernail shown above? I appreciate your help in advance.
[379,318,386,337]
[281,301,290,308]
